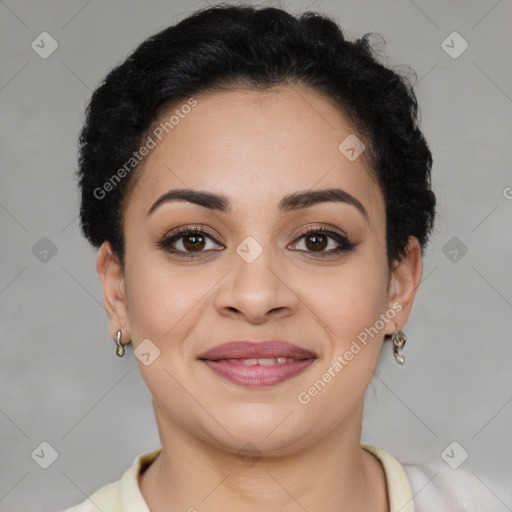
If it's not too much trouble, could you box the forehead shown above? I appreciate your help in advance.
[125,84,383,227]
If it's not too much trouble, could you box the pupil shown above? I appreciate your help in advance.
[185,234,205,251]
[307,234,326,251]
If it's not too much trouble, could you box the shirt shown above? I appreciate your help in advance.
[60,444,486,511]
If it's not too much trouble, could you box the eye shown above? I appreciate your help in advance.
[157,226,223,257]
[289,225,357,257]
[157,224,358,259]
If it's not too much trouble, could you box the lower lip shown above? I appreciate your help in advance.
[201,358,315,388]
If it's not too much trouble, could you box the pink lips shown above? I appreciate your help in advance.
[198,341,317,388]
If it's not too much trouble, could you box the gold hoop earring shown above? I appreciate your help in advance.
[115,329,125,357]
[391,329,407,365]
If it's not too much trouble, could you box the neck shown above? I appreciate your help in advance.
[139,401,389,512]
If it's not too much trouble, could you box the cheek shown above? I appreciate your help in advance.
[300,257,389,346]
[295,260,388,404]
[294,273,388,424]
[124,252,212,341]
[122,257,210,416]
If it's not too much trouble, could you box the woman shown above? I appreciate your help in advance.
[62,4,469,511]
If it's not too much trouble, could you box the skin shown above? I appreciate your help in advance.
[97,83,423,511]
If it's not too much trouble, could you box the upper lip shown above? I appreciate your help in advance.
[198,341,317,361]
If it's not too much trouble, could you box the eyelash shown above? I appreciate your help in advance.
[156,224,357,258]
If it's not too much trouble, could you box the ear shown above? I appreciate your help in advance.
[96,241,131,342]
[384,236,423,336]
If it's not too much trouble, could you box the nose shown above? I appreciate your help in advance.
[213,245,299,324]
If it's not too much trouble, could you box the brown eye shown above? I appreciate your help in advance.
[304,233,328,252]
[157,225,357,259]
[289,227,357,257]
[157,226,223,257]
[182,232,206,252]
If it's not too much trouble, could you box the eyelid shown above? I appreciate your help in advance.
[162,224,225,244]
[288,226,357,255]
[157,222,358,261]
[293,223,348,240]
[160,223,350,248]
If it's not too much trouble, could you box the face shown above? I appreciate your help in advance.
[98,84,422,457]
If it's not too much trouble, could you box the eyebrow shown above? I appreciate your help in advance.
[147,187,368,221]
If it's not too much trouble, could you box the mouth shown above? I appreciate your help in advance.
[198,340,317,388]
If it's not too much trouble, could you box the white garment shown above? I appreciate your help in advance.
[61,445,494,511]
[403,461,500,511]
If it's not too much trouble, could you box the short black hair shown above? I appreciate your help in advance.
[77,3,436,269]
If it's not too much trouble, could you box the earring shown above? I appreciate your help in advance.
[115,329,125,357]
[391,329,407,365]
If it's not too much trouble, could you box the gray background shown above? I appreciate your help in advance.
[1,0,511,510]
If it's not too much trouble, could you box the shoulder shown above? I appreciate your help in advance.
[402,462,497,512]
[363,444,498,512]
[60,481,121,512]
[59,448,161,512]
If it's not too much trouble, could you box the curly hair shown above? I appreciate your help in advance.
[77,3,436,269]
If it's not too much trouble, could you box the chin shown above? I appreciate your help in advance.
[199,406,314,457]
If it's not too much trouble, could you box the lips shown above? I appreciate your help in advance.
[198,340,317,361]
[198,341,317,388]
